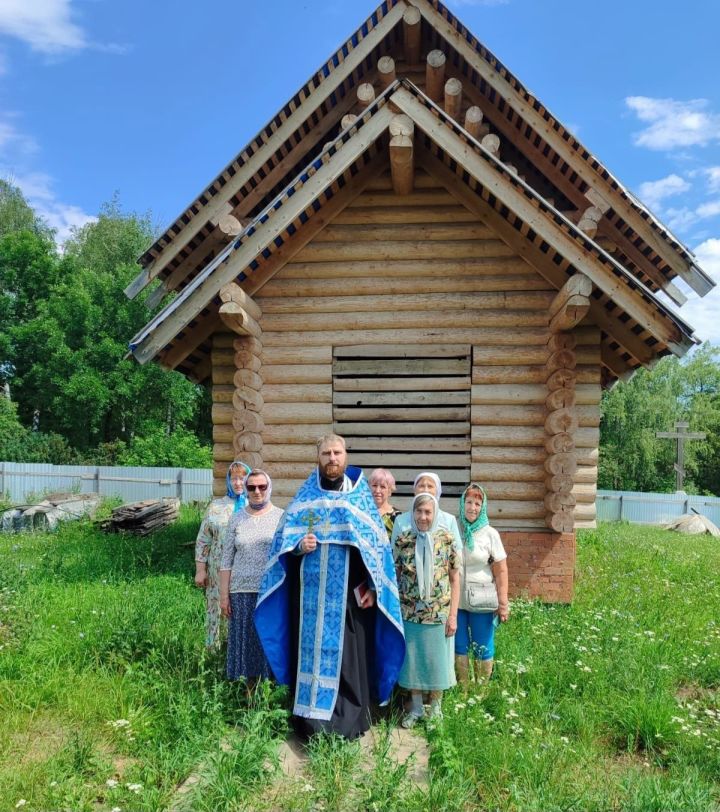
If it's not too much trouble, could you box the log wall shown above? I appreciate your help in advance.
[246,167,601,526]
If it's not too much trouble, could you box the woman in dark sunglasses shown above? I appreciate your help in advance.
[219,469,284,684]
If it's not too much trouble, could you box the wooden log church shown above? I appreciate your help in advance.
[127,0,714,601]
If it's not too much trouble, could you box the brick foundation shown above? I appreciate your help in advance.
[502,530,576,603]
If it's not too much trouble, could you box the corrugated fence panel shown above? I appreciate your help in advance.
[597,490,720,526]
[0,462,212,505]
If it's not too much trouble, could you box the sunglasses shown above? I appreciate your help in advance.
[246,484,268,493]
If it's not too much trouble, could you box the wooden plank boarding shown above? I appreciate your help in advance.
[332,344,472,494]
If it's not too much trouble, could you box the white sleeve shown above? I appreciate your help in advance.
[488,526,507,562]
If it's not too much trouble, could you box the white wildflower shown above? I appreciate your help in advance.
[106,779,119,788]
[15,801,27,809]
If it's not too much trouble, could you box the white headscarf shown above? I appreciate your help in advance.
[410,493,439,601]
[413,471,442,499]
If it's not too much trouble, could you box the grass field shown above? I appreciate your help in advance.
[1,509,719,811]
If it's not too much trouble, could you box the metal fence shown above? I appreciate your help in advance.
[0,462,213,506]
[596,489,720,526]
[4,462,720,526]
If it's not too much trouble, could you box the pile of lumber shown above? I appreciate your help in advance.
[102,498,180,535]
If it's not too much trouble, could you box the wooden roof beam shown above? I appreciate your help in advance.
[218,301,261,338]
[130,104,394,365]
[125,0,408,299]
[403,5,422,66]
[464,106,488,140]
[549,274,592,333]
[444,77,462,121]
[378,56,396,90]
[392,85,691,355]
[219,282,262,322]
[406,0,713,297]
[389,114,414,195]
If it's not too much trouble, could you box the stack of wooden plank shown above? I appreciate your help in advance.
[102,498,180,535]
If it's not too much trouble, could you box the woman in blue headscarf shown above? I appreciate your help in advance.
[455,483,509,684]
[391,493,460,728]
[194,460,251,649]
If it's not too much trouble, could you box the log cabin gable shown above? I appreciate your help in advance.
[127,0,713,317]
[129,81,697,388]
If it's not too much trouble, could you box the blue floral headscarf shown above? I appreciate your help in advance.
[459,483,488,551]
[226,460,252,512]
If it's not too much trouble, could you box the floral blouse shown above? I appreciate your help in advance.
[392,526,460,624]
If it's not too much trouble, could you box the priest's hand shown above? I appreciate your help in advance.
[300,533,318,554]
[359,589,375,609]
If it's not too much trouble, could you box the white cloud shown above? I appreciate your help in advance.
[0,0,86,54]
[680,238,720,344]
[625,96,720,151]
[703,167,720,193]
[696,199,720,219]
[637,174,690,212]
[38,200,96,244]
[5,169,96,245]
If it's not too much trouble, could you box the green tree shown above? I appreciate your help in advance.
[599,344,720,494]
[0,179,51,239]
[4,194,211,464]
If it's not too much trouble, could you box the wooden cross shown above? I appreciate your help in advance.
[656,421,706,492]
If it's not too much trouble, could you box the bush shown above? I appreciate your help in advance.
[118,425,212,468]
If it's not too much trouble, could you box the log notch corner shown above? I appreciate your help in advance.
[211,284,264,495]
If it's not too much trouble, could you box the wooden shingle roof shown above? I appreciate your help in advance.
[129,80,698,384]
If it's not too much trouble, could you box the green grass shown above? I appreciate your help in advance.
[0,517,719,810]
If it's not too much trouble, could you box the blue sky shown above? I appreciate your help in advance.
[1,0,719,343]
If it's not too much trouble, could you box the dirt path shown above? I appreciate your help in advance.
[169,724,429,810]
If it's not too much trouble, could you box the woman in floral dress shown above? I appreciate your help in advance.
[194,460,251,649]
[391,493,461,727]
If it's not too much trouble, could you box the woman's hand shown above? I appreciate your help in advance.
[497,602,510,623]
[220,594,231,618]
[194,564,208,588]
[445,613,457,637]
[300,533,318,554]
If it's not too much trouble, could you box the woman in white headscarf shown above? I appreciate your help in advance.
[393,471,463,550]
[391,493,460,728]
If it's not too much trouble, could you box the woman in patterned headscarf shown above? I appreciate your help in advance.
[455,483,509,684]
[194,460,251,649]
[392,493,460,728]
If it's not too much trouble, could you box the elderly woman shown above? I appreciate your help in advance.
[393,471,462,549]
[219,469,283,682]
[369,467,402,539]
[194,460,251,649]
[455,483,509,683]
[391,493,460,728]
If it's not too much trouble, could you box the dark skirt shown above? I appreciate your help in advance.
[290,548,376,741]
[226,592,272,681]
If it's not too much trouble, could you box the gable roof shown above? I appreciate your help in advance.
[128,78,697,385]
[126,0,714,314]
